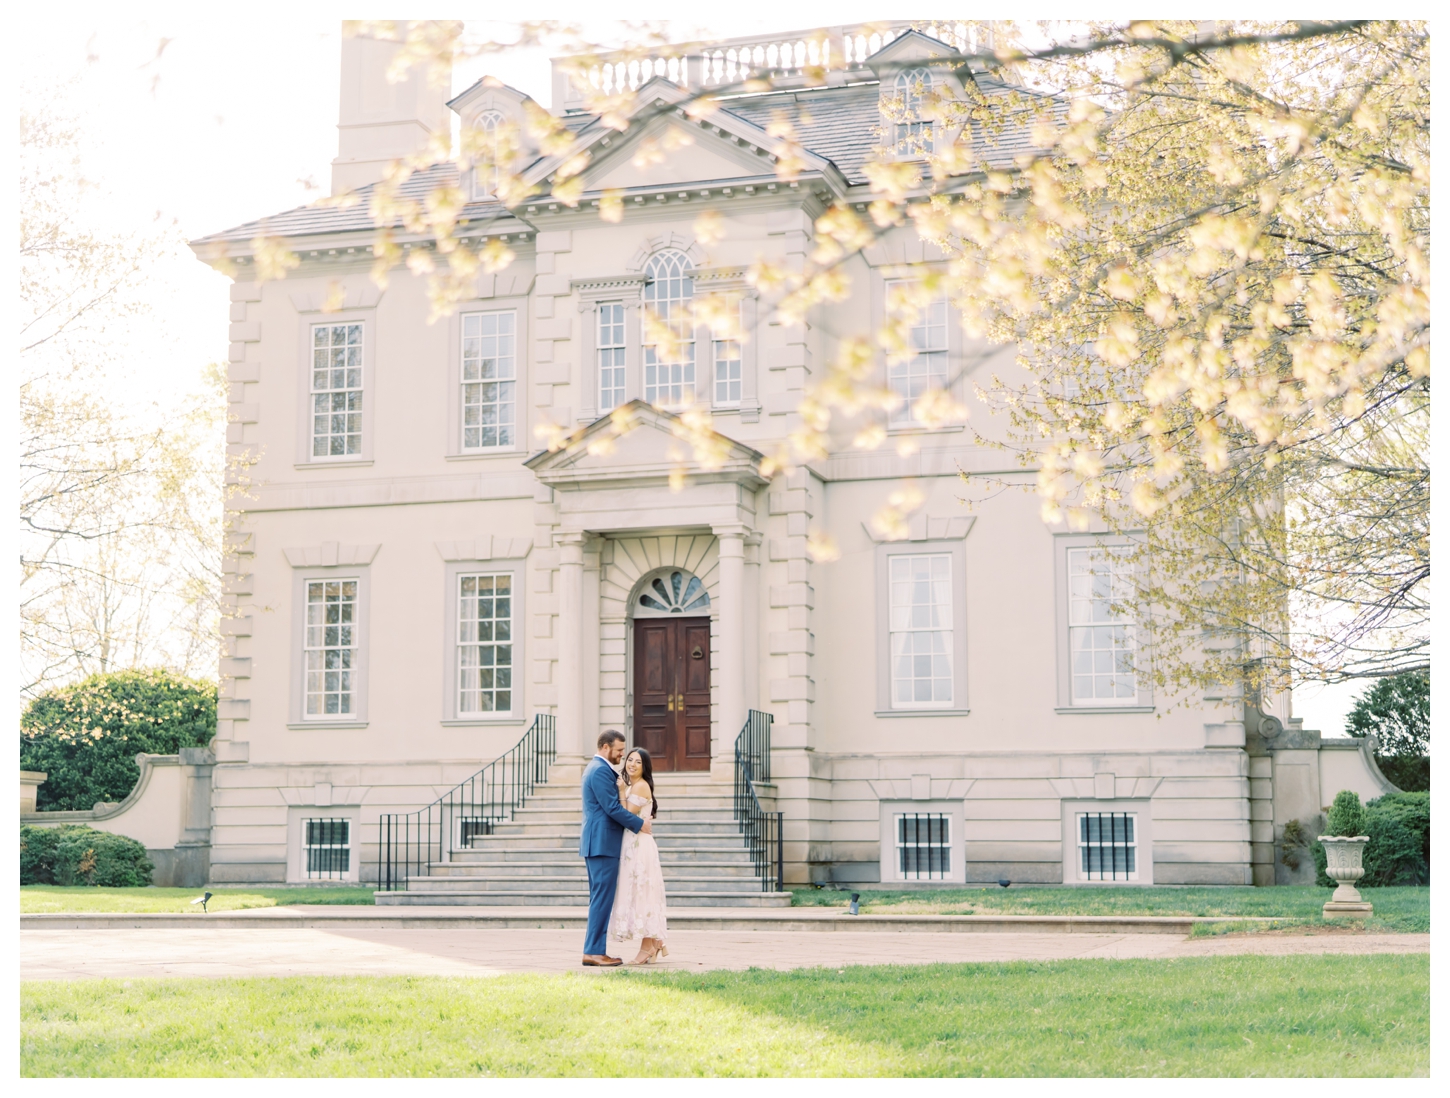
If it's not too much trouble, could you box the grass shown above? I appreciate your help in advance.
[789,885,1430,933]
[20,885,376,914]
[20,954,1428,1077]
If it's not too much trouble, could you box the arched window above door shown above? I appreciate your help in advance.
[635,569,710,616]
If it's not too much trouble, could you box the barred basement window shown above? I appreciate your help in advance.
[304,818,350,879]
[457,817,493,847]
[896,812,951,879]
[1078,811,1138,880]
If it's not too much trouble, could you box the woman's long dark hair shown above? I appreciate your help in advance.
[624,747,658,818]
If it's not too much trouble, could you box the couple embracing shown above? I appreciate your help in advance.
[580,729,669,967]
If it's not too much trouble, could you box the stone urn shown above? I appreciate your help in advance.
[1319,835,1373,919]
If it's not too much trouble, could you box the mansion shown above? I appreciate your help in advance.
[161,21,1396,895]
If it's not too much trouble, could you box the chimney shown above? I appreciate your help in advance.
[331,23,452,196]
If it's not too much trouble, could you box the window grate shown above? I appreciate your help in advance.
[896,812,951,880]
[1078,811,1137,880]
[304,818,351,879]
[457,817,494,847]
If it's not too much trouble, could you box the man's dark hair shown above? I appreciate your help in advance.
[597,729,626,749]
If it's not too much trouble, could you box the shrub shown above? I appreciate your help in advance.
[1314,790,1430,888]
[1325,789,1365,837]
[19,669,216,811]
[20,824,153,887]
[1346,670,1429,758]
[1376,754,1429,792]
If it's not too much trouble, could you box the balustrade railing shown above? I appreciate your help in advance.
[556,21,994,108]
[376,714,556,892]
[733,709,783,892]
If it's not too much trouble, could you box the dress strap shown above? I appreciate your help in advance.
[625,793,650,807]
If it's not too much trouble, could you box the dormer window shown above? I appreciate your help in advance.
[892,68,936,157]
[472,110,504,199]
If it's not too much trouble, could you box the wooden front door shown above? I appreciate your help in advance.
[633,617,711,771]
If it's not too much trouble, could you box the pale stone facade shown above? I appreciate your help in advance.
[186,23,1396,889]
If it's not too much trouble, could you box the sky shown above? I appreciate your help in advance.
[15,3,1372,734]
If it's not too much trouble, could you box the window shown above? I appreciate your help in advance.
[458,573,513,714]
[304,579,358,718]
[712,297,743,407]
[311,323,363,457]
[598,302,626,412]
[473,110,503,198]
[892,68,936,156]
[889,554,953,708]
[458,817,494,847]
[1077,811,1138,880]
[1067,547,1138,704]
[461,310,516,449]
[643,250,695,406]
[885,281,948,426]
[896,813,951,879]
[303,818,351,879]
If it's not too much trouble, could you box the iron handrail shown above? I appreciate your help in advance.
[733,709,783,892]
[376,713,556,892]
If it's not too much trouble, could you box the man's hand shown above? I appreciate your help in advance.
[640,817,653,835]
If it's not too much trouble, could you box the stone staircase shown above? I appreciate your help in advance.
[375,770,791,907]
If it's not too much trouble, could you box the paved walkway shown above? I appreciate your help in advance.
[20,927,1428,981]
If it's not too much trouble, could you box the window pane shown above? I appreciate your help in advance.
[885,282,948,426]
[888,554,953,708]
[304,580,359,718]
[1067,547,1138,703]
[459,572,513,714]
[642,251,695,407]
[462,312,516,448]
[310,324,363,457]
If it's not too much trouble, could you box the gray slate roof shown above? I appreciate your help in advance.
[193,75,1052,246]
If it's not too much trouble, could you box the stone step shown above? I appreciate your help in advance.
[444,845,756,864]
[375,890,792,908]
[507,808,737,825]
[427,861,761,879]
[407,875,768,892]
[487,821,744,839]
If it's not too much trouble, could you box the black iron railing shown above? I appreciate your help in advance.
[376,713,556,891]
[733,709,783,891]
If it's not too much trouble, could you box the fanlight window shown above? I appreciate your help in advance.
[474,110,504,198]
[638,570,710,615]
[892,69,935,156]
[643,250,695,406]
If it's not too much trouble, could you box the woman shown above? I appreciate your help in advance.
[608,746,669,964]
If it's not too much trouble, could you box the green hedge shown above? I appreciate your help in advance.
[19,669,216,811]
[20,824,153,887]
[1315,791,1429,888]
[1376,755,1429,792]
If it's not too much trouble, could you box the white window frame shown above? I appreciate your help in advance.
[441,558,527,724]
[891,67,936,158]
[287,804,362,884]
[302,817,353,879]
[295,311,375,467]
[878,799,964,883]
[597,301,628,413]
[874,540,968,716]
[302,577,361,720]
[445,298,528,457]
[287,565,371,728]
[574,277,646,423]
[1060,799,1154,885]
[887,552,955,710]
[894,811,952,880]
[642,249,696,408]
[884,278,949,428]
[710,294,744,408]
[459,309,518,451]
[1053,534,1153,712]
[471,109,504,199]
[456,571,515,717]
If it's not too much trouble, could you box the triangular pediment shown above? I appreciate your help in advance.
[524,82,841,197]
[525,401,766,490]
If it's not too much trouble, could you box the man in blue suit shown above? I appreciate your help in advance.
[580,729,649,966]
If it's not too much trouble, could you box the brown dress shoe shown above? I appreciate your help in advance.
[582,954,623,967]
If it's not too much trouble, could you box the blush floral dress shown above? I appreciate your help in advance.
[608,791,669,945]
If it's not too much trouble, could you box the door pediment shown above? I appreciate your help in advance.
[525,400,767,492]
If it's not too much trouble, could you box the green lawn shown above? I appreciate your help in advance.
[789,885,1429,933]
[21,954,1428,1077]
[20,886,376,914]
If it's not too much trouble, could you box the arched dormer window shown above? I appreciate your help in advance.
[892,68,936,157]
[642,249,695,406]
[472,110,504,199]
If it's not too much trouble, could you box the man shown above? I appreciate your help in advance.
[580,729,650,966]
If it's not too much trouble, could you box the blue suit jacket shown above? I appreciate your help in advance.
[579,755,644,858]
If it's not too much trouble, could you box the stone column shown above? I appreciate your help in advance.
[557,532,586,759]
[714,526,748,765]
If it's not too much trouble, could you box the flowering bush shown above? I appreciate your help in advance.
[19,669,216,811]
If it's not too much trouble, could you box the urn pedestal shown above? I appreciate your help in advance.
[1319,835,1372,919]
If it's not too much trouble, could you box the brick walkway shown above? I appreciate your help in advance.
[20,927,1428,981]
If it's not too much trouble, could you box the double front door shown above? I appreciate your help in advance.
[633,616,711,771]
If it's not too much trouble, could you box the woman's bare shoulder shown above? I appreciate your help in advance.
[630,780,652,796]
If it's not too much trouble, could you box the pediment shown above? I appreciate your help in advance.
[866,29,961,70]
[525,83,840,197]
[525,401,766,490]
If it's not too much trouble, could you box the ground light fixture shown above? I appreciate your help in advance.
[191,891,212,912]
[849,892,860,915]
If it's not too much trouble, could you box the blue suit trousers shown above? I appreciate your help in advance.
[584,854,621,956]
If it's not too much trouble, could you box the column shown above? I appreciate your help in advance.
[557,532,586,759]
[714,526,747,758]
